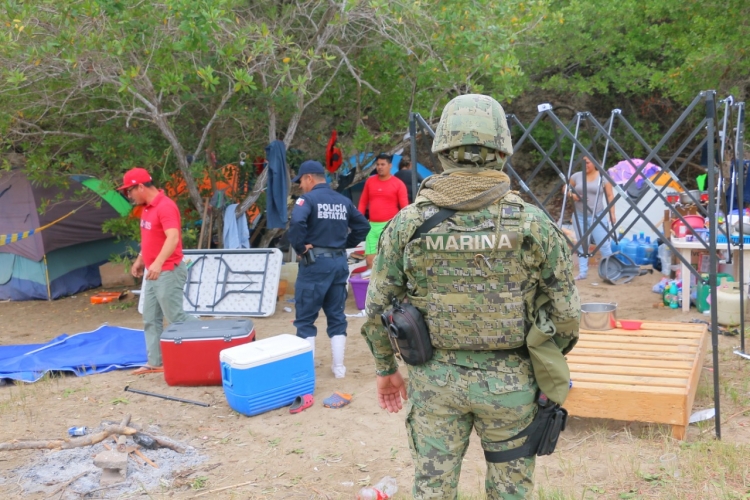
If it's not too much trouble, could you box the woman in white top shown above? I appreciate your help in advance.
[566,154,617,280]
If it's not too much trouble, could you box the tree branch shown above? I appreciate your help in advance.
[12,120,94,139]
[193,82,235,159]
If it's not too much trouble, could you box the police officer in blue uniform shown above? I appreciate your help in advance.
[288,160,370,378]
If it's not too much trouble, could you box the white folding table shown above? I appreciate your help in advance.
[670,238,750,312]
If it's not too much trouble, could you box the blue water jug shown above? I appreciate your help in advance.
[642,236,655,265]
[623,236,640,263]
[610,238,619,255]
[635,239,647,264]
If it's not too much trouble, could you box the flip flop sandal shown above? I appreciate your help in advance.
[323,392,352,409]
[289,394,314,414]
[132,366,164,375]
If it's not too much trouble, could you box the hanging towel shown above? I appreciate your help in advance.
[223,203,250,249]
[266,140,290,229]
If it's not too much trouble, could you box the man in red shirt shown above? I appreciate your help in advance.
[117,167,194,374]
[358,154,408,270]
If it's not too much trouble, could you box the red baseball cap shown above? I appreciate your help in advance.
[117,168,152,191]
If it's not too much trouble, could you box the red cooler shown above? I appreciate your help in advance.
[161,319,255,386]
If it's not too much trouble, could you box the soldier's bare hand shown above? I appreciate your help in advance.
[376,372,407,413]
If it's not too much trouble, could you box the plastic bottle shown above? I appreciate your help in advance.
[657,243,672,276]
[669,283,679,309]
[357,477,398,500]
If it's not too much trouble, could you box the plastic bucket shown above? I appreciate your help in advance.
[581,303,617,331]
[671,215,705,237]
[348,275,370,310]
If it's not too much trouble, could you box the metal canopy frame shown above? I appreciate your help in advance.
[409,91,749,439]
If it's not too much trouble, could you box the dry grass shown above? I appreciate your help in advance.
[446,344,750,500]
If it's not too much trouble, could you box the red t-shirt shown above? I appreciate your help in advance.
[140,191,184,271]
[358,176,408,222]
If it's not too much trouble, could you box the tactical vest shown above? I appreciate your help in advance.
[410,200,534,351]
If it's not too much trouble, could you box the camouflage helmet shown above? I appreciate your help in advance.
[431,94,513,158]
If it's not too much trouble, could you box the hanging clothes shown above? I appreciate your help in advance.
[326,130,343,173]
[265,140,289,229]
[223,203,250,249]
[727,160,750,210]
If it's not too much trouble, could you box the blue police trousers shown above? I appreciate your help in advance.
[294,254,349,339]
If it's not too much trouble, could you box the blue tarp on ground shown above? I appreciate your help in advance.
[0,325,148,383]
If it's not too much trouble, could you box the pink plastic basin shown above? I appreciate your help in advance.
[671,215,705,236]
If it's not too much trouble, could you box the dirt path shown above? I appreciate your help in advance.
[1,274,749,499]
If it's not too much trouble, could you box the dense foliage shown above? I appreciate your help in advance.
[1,0,747,219]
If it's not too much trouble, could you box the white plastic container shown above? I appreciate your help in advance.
[220,334,314,416]
[716,282,749,326]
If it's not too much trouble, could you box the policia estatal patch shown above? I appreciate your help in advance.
[424,232,519,252]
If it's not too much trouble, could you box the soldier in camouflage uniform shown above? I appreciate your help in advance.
[361,94,580,499]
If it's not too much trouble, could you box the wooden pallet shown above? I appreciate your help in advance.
[564,321,709,439]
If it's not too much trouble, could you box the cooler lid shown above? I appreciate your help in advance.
[162,319,254,342]
[220,334,311,369]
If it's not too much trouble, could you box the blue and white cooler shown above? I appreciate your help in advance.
[220,334,315,416]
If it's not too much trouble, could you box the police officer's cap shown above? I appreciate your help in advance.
[293,160,326,183]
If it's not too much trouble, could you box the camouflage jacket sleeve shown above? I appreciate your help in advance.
[535,213,580,354]
[360,206,423,376]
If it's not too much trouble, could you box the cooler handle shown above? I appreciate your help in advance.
[222,363,232,387]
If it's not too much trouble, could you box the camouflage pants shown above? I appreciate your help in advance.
[405,356,538,500]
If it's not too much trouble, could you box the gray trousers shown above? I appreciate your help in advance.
[142,262,195,366]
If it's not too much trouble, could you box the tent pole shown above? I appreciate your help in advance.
[43,254,52,301]
[735,102,746,355]
[706,91,722,440]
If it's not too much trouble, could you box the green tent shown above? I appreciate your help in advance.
[0,169,133,300]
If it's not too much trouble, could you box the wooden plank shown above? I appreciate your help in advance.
[581,322,705,333]
[568,381,686,395]
[570,371,688,388]
[566,355,694,370]
[564,321,707,439]
[581,329,704,340]
[567,363,691,379]
[683,325,710,428]
[639,322,706,332]
[672,425,686,440]
[578,335,700,346]
[574,341,699,353]
[565,383,687,425]
[566,348,696,362]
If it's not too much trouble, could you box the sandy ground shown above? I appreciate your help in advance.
[1,269,749,499]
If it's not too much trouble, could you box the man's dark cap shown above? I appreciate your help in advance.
[292,160,326,183]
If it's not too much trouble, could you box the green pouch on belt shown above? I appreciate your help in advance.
[526,296,573,405]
